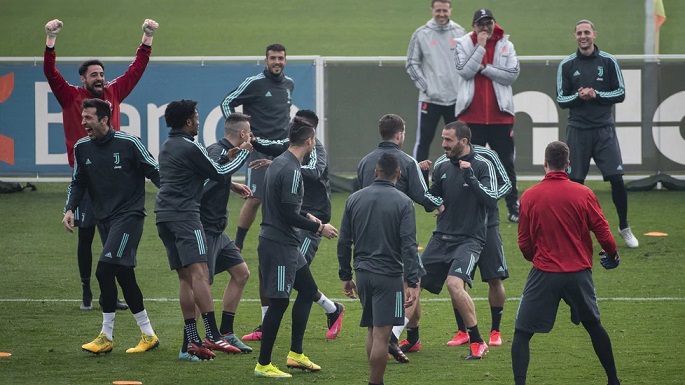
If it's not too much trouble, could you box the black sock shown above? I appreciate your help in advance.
[467,324,483,343]
[184,318,201,346]
[235,226,249,250]
[181,328,189,353]
[407,327,420,344]
[220,311,235,335]
[610,178,629,229]
[290,293,314,354]
[454,308,466,333]
[583,321,620,384]
[512,328,533,385]
[77,226,95,281]
[201,312,219,341]
[259,298,289,366]
[491,306,503,332]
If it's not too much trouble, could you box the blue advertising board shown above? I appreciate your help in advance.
[0,60,315,175]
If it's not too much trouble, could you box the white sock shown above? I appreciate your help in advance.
[316,293,337,314]
[392,317,409,339]
[133,309,155,336]
[261,306,269,322]
[101,312,115,341]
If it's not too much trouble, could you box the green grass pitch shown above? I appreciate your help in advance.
[1,1,684,383]
[0,182,683,384]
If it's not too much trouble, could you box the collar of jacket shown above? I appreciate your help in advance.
[543,171,570,181]
[378,141,400,150]
[218,137,235,150]
[427,18,455,31]
[168,128,195,140]
[94,127,115,146]
[372,179,396,188]
[577,44,601,60]
[263,68,285,82]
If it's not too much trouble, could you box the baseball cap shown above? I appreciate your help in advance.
[473,9,495,23]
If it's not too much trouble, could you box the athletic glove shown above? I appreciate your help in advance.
[45,19,63,37]
[599,250,620,270]
[142,19,159,37]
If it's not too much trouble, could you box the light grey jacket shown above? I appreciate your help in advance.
[454,31,520,116]
[406,19,465,106]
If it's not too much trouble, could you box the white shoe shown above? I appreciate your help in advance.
[618,227,639,248]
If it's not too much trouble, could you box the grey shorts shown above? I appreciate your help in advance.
[246,150,273,199]
[156,220,208,271]
[565,124,624,181]
[356,270,405,327]
[258,237,306,299]
[420,235,483,293]
[298,230,322,265]
[515,268,600,334]
[73,191,96,228]
[472,225,509,282]
[96,214,144,267]
[206,232,245,284]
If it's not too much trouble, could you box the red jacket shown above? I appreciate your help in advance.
[458,25,514,125]
[518,171,617,272]
[43,44,151,167]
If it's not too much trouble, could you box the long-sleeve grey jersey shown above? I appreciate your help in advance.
[65,128,160,222]
[260,150,320,246]
[155,129,249,223]
[200,138,251,235]
[337,179,420,287]
[357,141,442,212]
[253,137,332,223]
[429,145,498,242]
[434,145,511,227]
[220,69,294,140]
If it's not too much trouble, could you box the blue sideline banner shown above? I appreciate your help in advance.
[0,61,315,175]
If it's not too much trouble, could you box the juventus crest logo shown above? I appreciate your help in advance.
[597,66,604,77]
[113,153,120,165]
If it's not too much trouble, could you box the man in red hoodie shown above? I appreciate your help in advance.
[512,141,621,385]
[44,18,158,311]
[454,9,520,223]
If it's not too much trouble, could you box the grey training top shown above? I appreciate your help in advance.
[357,141,442,212]
[338,179,420,287]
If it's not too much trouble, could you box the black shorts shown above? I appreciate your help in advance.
[472,225,509,282]
[515,268,601,334]
[206,232,245,284]
[298,230,322,265]
[96,214,144,267]
[258,237,307,299]
[73,191,96,228]
[157,220,209,271]
[565,124,624,181]
[245,150,273,200]
[356,270,405,327]
[420,235,483,293]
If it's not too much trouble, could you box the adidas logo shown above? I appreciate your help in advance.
[573,70,580,76]
[455,267,462,273]
[617,165,623,171]
[104,252,112,258]
[265,91,272,97]
[497,266,505,272]
[441,173,447,179]
[85,159,92,165]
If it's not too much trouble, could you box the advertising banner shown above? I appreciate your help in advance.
[0,60,315,175]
